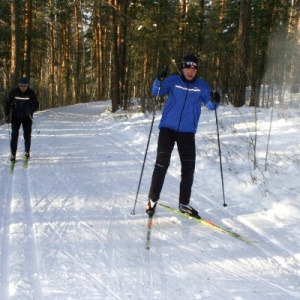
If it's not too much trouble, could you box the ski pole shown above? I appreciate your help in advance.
[131,78,164,215]
[29,115,40,134]
[214,106,227,207]
[7,123,11,142]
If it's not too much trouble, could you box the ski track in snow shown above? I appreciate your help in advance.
[200,191,299,275]
[1,168,14,299]
[0,101,299,299]
[153,209,298,299]
[0,163,43,300]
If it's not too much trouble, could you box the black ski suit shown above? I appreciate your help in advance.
[4,86,39,156]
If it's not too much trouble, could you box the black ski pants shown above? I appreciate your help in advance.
[10,117,32,156]
[148,128,196,205]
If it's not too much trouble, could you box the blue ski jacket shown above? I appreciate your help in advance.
[152,74,218,133]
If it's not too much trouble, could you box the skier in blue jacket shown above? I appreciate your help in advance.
[146,54,220,218]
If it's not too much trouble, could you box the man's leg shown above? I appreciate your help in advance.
[22,118,32,154]
[10,119,22,156]
[177,132,196,205]
[148,128,175,201]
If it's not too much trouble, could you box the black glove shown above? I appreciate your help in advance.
[211,91,220,104]
[5,116,11,123]
[157,66,169,81]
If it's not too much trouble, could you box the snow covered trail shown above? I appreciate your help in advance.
[0,162,43,299]
[0,101,299,299]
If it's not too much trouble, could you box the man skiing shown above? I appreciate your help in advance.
[4,77,39,162]
[146,54,220,219]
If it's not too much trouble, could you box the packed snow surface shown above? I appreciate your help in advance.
[0,99,299,299]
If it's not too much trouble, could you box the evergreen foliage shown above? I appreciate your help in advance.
[0,0,299,116]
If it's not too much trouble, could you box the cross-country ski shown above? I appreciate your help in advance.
[9,161,15,174]
[145,217,153,249]
[159,203,259,245]
[24,158,29,169]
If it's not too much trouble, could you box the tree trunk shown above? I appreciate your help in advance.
[233,0,251,107]
[10,0,21,86]
[24,0,33,79]
[92,3,101,101]
[111,15,119,112]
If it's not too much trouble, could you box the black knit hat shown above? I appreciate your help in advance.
[181,54,198,69]
[18,77,29,85]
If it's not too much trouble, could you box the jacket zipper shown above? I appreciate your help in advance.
[176,83,189,132]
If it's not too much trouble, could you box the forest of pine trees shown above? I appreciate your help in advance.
[0,0,299,117]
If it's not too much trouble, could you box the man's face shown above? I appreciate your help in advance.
[182,66,197,81]
[19,84,28,92]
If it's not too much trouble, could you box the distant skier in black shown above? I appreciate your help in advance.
[146,54,220,219]
[4,77,39,162]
